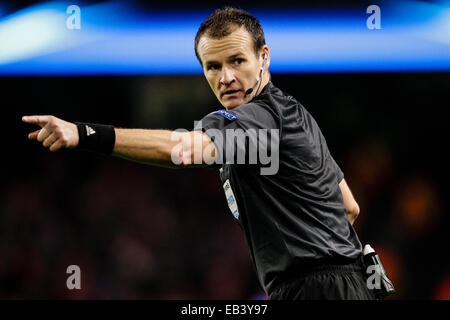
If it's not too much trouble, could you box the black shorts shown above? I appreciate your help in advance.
[268,258,377,300]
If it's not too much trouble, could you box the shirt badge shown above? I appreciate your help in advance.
[223,179,239,220]
[209,109,238,121]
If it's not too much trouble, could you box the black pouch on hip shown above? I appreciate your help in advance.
[362,244,396,299]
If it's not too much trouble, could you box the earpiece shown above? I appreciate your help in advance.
[257,54,268,81]
[245,53,268,97]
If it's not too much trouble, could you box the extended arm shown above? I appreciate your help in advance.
[339,178,360,225]
[22,115,217,169]
[112,128,216,168]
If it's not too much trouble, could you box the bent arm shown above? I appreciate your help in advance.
[339,178,360,225]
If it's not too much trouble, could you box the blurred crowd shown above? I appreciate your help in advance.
[0,151,258,299]
[2,74,449,299]
[1,132,448,300]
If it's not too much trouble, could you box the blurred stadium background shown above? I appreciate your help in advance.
[2,0,449,299]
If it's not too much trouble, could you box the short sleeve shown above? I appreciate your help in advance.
[330,155,344,183]
[194,103,280,166]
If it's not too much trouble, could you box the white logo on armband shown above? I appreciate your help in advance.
[86,125,96,136]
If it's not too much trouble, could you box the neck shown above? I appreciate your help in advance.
[252,74,269,98]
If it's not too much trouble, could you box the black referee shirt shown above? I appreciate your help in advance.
[194,82,362,295]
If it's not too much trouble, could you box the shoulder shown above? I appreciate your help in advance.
[233,102,280,128]
[203,102,276,122]
[233,102,271,117]
[206,109,239,121]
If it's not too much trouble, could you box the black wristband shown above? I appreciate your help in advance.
[76,122,116,155]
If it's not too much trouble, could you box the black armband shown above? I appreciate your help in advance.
[76,122,116,155]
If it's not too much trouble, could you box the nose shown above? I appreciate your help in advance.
[219,66,235,86]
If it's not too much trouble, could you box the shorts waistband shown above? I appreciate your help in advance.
[302,258,364,274]
[269,256,365,295]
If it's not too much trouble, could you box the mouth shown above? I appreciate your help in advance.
[221,89,242,98]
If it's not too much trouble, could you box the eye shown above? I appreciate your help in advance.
[207,63,220,71]
[234,58,244,65]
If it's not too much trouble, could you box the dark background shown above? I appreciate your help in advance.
[2,72,448,299]
[1,0,449,300]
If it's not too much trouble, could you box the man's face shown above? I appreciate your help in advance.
[198,26,263,109]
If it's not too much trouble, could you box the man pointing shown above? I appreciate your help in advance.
[23,7,376,300]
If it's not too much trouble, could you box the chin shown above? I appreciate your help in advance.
[223,98,245,110]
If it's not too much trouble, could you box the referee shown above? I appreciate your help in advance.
[23,8,377,300]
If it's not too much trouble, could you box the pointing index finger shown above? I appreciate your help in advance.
[22,115,50,127]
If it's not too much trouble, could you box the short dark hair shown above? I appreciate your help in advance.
[194,7,266,65]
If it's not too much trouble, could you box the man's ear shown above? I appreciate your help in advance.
[261,45,270,69]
